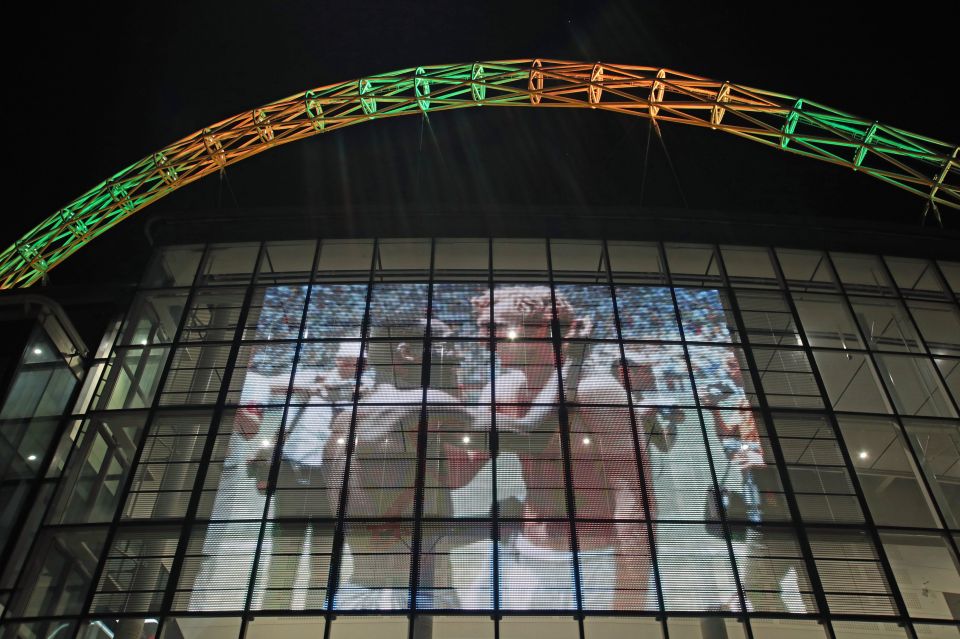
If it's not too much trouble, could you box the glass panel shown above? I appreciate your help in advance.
[434,238,488,272]
[615,286,680,341]
[258,240,316,284]
[937,260,960,294]
[908,300,960,356]
[831,621,909,639]
[737,527,817,613]
[741,347,814,408]
[903,419,960,528]
[774,413,863,524]
[583,617,662,639]
[78,618,158,639]
[196,243,259,286]
[141,245,203,288]
[666,617,747,639]
[734,290,799,346]
[838,415,940,527]
[253,517,334,610]
[9,527,107,617]
[913,623,960,638]
[702,409,791,524]
[676,289,739,343]
[335,521,412,610]
[551,240,606,281]
[377,239,431,272]
[245,617,325,639]
[416,521,493,610]
[500,618,579,639]
[327,617,407,639]
[367,283,430,338]
[665,244,722,286]
[90,526,179,613]
[607,241,665,283]
[554,285,617,340]
[807,528,897,615]
[624,344,693,405]
[492,239,547,274]
[750,619,827,638]
[198,407,281,521]
[172,521,259,611]
[721,245,779,288]
[180,287,246,343]
[886,256,948,299]
[831,252,894,295]
[225,343,296,405]
[304,283,368,339]
[881,531,960,620]
[160,617,241,639]
[117,291,188,346]
[96,346,170,410]
[657,523,739,611]
[415,616,494,639]
[316,239,374,275]
[849,296,923,353]
[50,413,147,524]
[875,354,957,418]
[122,411,213,520]
[1,621,77,639]
[689,345,758,407]
[792,292,863,349]
[160,344,232,406]
[812,351,890,413]
[776,248,836,292]
[242,286,307,341]
[936,358,960,407]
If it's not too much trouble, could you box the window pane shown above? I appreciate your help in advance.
[91,526,179,613]
[243,286,307,341]
[317,239,373,275]
[607,241,665,283]
[875,354,957,418]
[886,256,948,299]
[792,292,863,349]
[197,243,260,286]
[9,527,107,617]
[881,531,960,620]
[500,618,579,639]
[838,416,940,527]
[172,521,259,611]
[258,240,316,284]
[831,252,894,295]
[657,523,739,611]
[141,245,203,288]
[908,300,960,356]
[676,289,739,343]
[776,249,836,292]
[904,419,960,528]
[615,286,680,341]
[774,413,863,524]
[808,528,897,615]
[812,351,890,413]
[435,238,488,272]
[735,290,799,346]
[747,347,818,409]
[849,296,923,353]
[721,245,779,288]
[665,244,722,286]
[118,290,188,346]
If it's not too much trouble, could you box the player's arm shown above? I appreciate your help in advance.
[322,409,354,513]
[579,384,654,610]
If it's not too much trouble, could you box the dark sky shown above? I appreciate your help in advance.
[4,1,958,255]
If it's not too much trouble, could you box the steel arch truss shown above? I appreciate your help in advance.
[2,59,958,289]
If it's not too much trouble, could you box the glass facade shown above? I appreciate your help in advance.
[1,238,959,639]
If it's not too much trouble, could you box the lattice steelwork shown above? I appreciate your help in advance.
[2,59,958,289]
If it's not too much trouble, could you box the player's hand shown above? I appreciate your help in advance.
[236,406,263,439]
[732,447,764,471]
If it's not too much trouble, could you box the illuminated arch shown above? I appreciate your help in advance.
[2,59,957,289]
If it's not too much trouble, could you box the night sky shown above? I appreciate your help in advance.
[4,1,958,259]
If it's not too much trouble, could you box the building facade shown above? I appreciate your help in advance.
[1,236,959,639]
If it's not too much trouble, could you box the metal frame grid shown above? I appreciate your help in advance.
[1,59,959,289]
[1,238,960,639]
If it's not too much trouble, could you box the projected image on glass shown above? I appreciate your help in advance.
[193,282,800,614]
